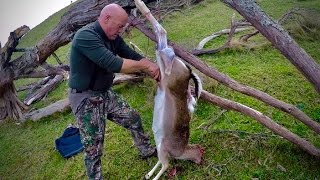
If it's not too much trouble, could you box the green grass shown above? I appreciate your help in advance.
[1,0,320,179]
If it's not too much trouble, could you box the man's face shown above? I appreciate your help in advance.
[104,16,128,40]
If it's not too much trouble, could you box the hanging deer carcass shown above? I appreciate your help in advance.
[147,48,205,180]
[134,1,205,179]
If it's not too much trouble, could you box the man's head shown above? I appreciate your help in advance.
[98,3,128,40]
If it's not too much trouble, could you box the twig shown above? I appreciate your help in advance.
[16,81,39,92]
[129,41,145,56]
[51,52,63,65]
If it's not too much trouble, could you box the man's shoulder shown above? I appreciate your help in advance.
[74,22,98,40]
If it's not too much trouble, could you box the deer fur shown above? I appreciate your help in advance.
[133,1,204,179]
[145,48,204,180]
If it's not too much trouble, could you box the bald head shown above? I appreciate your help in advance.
[99,3,128,20]
[98,3,128,40]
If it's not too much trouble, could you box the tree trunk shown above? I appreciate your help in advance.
[0,83,28,120]
[0,26,34,120]
[221,0,320,93]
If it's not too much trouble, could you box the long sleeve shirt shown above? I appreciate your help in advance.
[68,21,144,91]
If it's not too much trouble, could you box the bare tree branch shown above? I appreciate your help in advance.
[200,89,320,157]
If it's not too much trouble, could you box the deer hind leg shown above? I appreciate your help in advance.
[145,145,170,180]
[176,144,205,164]
[152,160,169,180]
[145,161,161,179]
[153,147,170,180]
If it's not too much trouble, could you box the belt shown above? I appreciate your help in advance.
[70,88,83,93]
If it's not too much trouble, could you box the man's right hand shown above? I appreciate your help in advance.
[141,58,160,82]
[120,58,161,82]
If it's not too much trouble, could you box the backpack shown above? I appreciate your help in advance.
[55,126,84,158]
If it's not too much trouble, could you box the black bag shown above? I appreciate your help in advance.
[55,126,84,158]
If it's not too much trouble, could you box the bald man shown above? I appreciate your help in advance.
[68,3,159,179]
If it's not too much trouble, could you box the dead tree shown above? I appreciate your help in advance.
[221,0,320,93]
[0,26,36,120]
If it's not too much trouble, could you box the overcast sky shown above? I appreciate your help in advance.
[0,0,77,45]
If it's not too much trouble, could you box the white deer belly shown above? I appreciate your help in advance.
[152,88,166,150]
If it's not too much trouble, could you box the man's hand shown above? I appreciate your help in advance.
[141,58,160,82]
[120,58,160,81]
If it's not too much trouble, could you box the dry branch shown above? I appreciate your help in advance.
[193,15,252,55]
[194,27,250,50]
[17,82,39,92]
[24,74,65,105]
[1,25,30,67]
[200,89,320,157]
[26,77,51,95]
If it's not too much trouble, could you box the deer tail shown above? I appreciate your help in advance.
[190,72,202,100]
[186,65,202,113]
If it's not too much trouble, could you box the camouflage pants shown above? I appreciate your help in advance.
[74,89,155,180]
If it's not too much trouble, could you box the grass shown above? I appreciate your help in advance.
[1,0,320,179]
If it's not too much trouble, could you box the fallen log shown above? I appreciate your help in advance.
[24,74,65,105]
[200,89,320,157]
[21,98,70,122]
[194,27,250,50]
[193,15,252,55]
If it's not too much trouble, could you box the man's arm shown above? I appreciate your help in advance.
[120,58,160,81]
[116,37,160,80]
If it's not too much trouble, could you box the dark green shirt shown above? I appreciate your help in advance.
[69,21,143,91]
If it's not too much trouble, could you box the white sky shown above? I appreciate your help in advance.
[0,0,77,45]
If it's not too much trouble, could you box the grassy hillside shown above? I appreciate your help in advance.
[1,0,320,179]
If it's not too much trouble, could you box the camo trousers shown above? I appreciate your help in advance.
[74,89,155,180]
